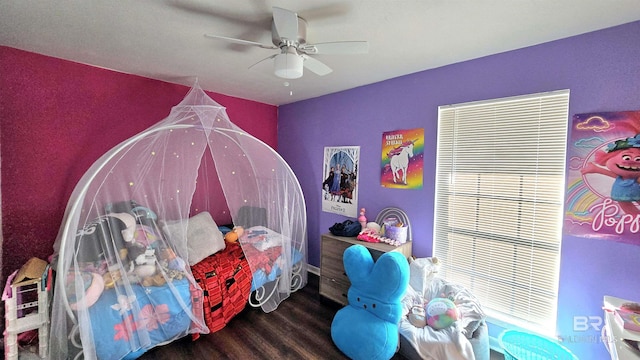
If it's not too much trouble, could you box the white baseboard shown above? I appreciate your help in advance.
[307,264,320,276]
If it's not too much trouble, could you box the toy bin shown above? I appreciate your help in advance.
[499,330,578,360]
[384,224,408,243]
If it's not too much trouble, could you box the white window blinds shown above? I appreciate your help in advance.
[433,90,569,333]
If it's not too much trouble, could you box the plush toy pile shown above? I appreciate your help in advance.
[69,202,188,310]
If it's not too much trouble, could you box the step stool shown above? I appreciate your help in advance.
[3,258,52,360]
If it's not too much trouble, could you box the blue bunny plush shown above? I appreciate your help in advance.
[331,244,410,360]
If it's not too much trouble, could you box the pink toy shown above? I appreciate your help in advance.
[67,272,105,311]
[358,208,367,229]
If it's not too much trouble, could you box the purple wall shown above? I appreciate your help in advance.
[278,21,640,358]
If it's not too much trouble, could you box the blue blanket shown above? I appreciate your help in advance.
[88,277,193,360]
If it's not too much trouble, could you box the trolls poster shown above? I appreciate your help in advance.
[565,111,640,245]
[380,128,424,189]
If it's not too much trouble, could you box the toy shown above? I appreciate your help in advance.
[66,271,105,311]
[102,269,122,289]
[224,226,244,243]
[157,248,186,271]
[366,221,381,233]
[3,258,52,360]
[132,248,157,278]
[331,244,409,360]
[426,297,460,330]
[118,219,168,284]
[124,224,160,268]
[408,304,427,328]
[141,273,167,287]
[358,208,367,229]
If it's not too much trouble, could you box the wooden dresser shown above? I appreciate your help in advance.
[319,232,412,306]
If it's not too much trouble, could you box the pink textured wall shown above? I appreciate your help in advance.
[0,46,277,284]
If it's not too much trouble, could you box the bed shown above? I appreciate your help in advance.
[189,225,306,334]
[49,83,308,359]
[75,277,196,360]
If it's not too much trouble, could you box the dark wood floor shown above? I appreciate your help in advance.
[139,273,408,360]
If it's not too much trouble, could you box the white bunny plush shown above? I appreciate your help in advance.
[408,304,428,328]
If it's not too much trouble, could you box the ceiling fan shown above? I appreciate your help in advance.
[204,6,368,79]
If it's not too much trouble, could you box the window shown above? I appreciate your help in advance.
[433,90,569,333]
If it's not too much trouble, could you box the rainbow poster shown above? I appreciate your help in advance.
[565,111,640,245]
[380,128,424,189]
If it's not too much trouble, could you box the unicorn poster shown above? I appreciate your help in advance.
[565,110,640,245]
[322,146,360,217]
[381,128,424,189]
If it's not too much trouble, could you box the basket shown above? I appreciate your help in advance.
[384,224,408,243]
[499,330,578,360]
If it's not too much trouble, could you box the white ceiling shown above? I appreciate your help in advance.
[2,1,640,106]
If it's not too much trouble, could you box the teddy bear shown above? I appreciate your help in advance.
[331,244,409,360]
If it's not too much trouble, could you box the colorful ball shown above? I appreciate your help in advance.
[426,297,459,329]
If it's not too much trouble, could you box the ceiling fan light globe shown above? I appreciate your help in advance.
[274,52,303,79]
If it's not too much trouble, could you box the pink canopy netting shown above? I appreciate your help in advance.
[49,83,307,360]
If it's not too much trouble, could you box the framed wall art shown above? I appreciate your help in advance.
[380,128,424,189]
[565,110,640,245]
[322,146,360,217]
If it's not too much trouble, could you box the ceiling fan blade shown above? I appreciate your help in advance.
[248,54,278,70]
[304,41,369,55]
[302,55,333,76]
[204,34,277,49]
[272,7,299,41]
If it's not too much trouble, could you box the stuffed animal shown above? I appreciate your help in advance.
[224,226,244,243]
[157,247,186,271]
[67,271,105,310]
[426,297,460,329]
[141,273,166,287]
[408,304,428,328]
[132,248,157,278]
[102,269,122,289]
[366,221,381,233]
[331,244,409,360]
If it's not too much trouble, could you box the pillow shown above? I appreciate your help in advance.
[162,211,225,266]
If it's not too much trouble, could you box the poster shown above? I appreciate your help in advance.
[564,111,640,245]
[380,128,424,189]
[322,146,360,217]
